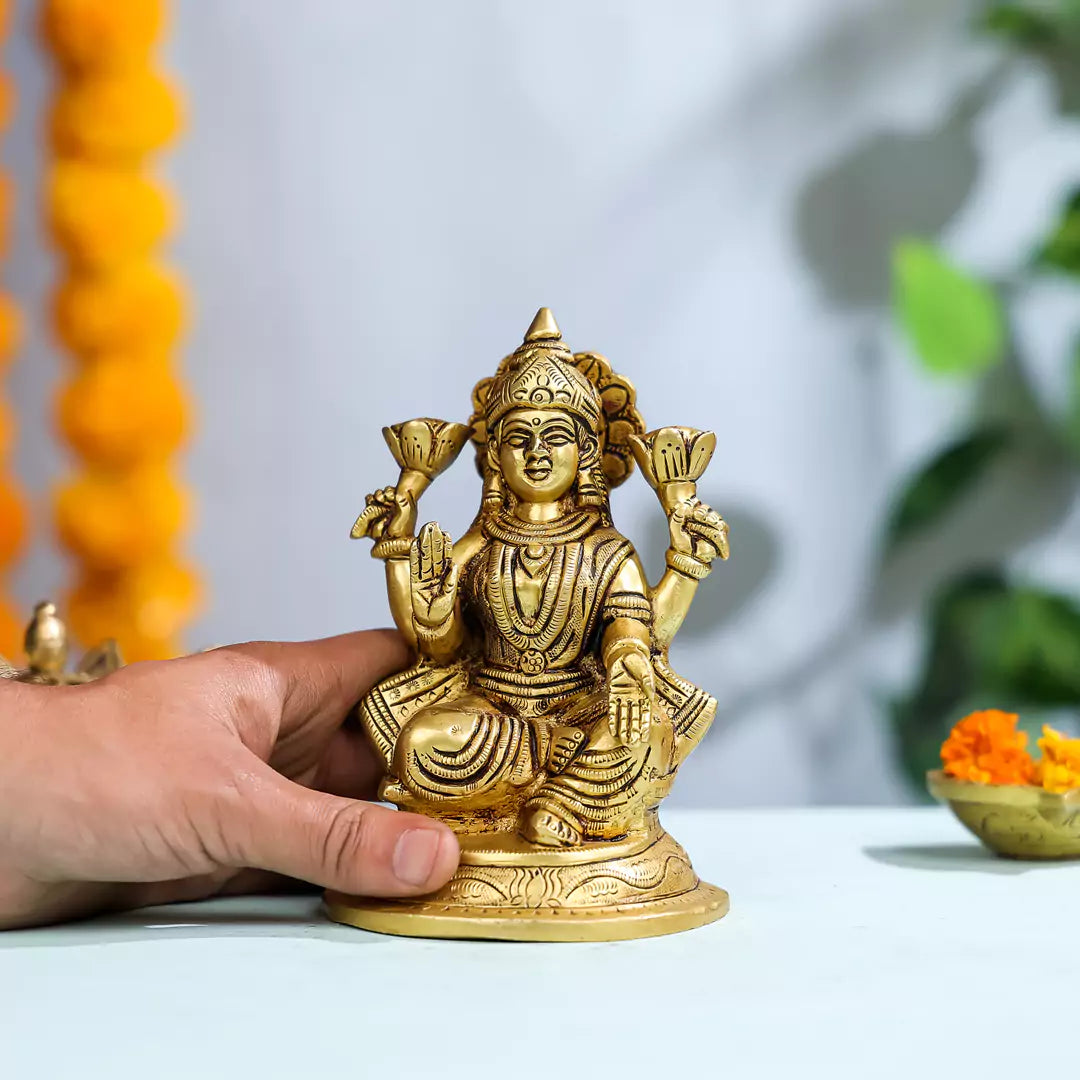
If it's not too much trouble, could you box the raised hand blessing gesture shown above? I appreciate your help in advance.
[410,522,458,630]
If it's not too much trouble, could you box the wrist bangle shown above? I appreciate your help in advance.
[413,617,450,643]
[666,549,710,580]
[603,637,651,668]
[372,536,414,561]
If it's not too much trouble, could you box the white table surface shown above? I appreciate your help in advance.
[3,807,1077,1080]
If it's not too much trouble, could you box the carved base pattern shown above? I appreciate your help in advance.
[949,802,1080,859]
[325,827,728,941]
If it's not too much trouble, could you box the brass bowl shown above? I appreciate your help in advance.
[927,770,1080,859]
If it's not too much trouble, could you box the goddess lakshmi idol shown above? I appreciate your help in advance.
[325,309,730,941]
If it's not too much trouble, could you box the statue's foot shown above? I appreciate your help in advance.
[379,778,407,803]
[520,802,582,848]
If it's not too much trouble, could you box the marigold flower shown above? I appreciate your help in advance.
[0,293,22,368]
[0,394,12,460]
[55,465,187,572]
[0,71,14,133]
[56,353,187,466]
[941,709,1036,785]
[0,595,21,662]
[68,557,199,661]
[0,174,12,254]
[1036,726,1080,794]
[0,476,26,568]
[50,68,181,162]
[54,263,184,355]
[44,1,194,658]
[48,161,172,268]
[41,0,164,71]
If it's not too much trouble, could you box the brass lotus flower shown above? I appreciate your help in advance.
[628,427,716,489]
[383,419,471,481]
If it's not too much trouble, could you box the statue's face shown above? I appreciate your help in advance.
[498,408,580,503]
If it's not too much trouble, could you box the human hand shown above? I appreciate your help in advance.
[667,498,729,564]
[410,522,458,629]
[0,630,459,930]
[607,645,655,746]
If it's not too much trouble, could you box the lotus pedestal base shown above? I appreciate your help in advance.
[325,825,728,942]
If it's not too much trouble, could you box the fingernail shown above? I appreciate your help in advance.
[392,828,443,887]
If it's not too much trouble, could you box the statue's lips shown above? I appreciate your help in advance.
[524,463,553,482]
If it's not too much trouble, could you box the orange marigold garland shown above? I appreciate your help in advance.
[42,0,198,660]
[0,0,26,658]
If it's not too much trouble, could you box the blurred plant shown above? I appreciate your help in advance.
[887,1,1080,788]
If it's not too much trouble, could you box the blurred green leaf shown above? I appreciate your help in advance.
[885,426,1012,548]
[1037,187,1080,273]
[980,4,1061,45]
[892,570,1080,791]
[893,240,1006,375]
[1064,337,1080,456]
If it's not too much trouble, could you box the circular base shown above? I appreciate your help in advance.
[325,880,729,942]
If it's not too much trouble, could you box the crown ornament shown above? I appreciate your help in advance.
[470,308,645,487]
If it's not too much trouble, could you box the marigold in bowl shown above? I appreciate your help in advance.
[1036,726,1080,794]
[940,709,1036,786]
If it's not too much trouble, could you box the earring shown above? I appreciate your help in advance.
[482,463,505,509]
[576,463,607,507]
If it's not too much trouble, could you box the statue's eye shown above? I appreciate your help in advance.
[544,430,573,446]
[505,433,530,448]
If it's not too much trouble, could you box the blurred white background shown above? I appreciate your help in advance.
[10,0,1080,805]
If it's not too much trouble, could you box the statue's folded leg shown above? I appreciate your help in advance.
[393,694,537,807]
[521,705,675,847]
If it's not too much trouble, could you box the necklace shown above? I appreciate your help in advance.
[483,507,597,545]
[485,541,581,657]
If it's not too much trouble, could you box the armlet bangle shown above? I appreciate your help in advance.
[665,549,710,580]
[372,537,414,560]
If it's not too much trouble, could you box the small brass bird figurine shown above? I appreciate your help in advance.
[2,601,122,685]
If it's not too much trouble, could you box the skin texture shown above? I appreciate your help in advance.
[0,630,460,930]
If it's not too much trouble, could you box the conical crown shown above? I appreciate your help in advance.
[483,308,602,432]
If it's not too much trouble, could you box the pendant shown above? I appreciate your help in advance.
[519,649,546,674]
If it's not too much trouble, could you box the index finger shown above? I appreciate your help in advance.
[211,630,410,736]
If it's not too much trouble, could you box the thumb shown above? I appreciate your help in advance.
[235,768,459,896]
[445,562,460,594]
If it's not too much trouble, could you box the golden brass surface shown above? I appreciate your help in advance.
[325,882,729,943]
[928,770,1080,859]
[2,601,123,685]
[331,309,730,940]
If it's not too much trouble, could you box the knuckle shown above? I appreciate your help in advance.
[319,802,379,883]
[210,647,288,711]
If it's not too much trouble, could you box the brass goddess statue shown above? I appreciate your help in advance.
[326,309,730,940]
